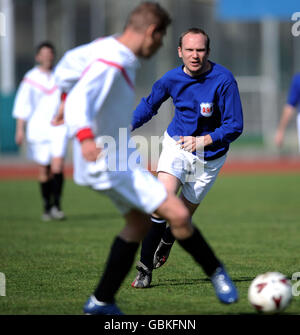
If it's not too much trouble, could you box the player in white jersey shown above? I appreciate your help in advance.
[13,42,68,221]
[53,37,113,184]
[57,2,238,315]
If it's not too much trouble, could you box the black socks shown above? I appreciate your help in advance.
[94,236,139,303]
[52,172,64,209]
[177,226,221,277]
[39,173,64,212]
[161,225,175,245]
[40,180,52,212]
[93,227,221,303]
[140,216,167,270]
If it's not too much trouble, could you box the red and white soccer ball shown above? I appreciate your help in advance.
[248,272,292,314]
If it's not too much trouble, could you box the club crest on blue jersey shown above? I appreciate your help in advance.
[200,102,214,117]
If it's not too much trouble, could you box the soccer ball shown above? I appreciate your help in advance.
[248,272,292,314]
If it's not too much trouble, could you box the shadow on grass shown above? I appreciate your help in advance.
[151,276,253,288]
[0,211,121,225]
[62,212,120,221]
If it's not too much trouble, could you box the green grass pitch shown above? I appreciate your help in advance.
[0,173,300,315]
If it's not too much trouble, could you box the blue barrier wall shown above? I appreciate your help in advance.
[217,0,300,20]
[0,93,18,153]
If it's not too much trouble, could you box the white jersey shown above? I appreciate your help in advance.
[57,35,167,214]
[12,66,62,143]
[62,36,139,186]
[54,36,108,93]
[55,36,120,184]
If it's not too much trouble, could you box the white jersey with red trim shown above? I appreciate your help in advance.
[12,66,62,142]
[54,36,108,94]
[62,36,140,186]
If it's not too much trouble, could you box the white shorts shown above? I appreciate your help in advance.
[27,125,68,165]
[92,167,167,215]
[157,131,226,204]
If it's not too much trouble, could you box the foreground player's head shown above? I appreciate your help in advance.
[119,2,171,58]
[178,28,210,77]
[35,41,56,71]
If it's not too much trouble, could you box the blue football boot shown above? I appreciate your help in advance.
[83,295,123,315]
[211,265,239,304]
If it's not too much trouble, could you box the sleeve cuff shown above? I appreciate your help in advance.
[76,127,94,142]
[210,132,219,144]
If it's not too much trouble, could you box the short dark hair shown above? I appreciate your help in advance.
[124,2,171,33]
[35,41,56,55]
[178,28,210,50]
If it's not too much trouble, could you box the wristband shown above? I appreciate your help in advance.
[61,92,67,101]
[76,127,94,142]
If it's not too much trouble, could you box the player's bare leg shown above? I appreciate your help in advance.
[51,157,64,174]
[120,210,152,242]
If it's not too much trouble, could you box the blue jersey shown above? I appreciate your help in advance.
[132,61,243,160]
[287,73,300,112]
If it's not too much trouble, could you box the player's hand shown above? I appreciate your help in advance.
[81,138,102,162]
[51,114,65,126]
[176,136,204,152]
[51,101,65,126]
[274,130,284,148]
[15,129,24,146]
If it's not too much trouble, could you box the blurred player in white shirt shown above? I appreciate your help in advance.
[13,42,68,221]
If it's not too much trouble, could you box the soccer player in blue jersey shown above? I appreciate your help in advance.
[131,28,243,303]
[275,73,300,150]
